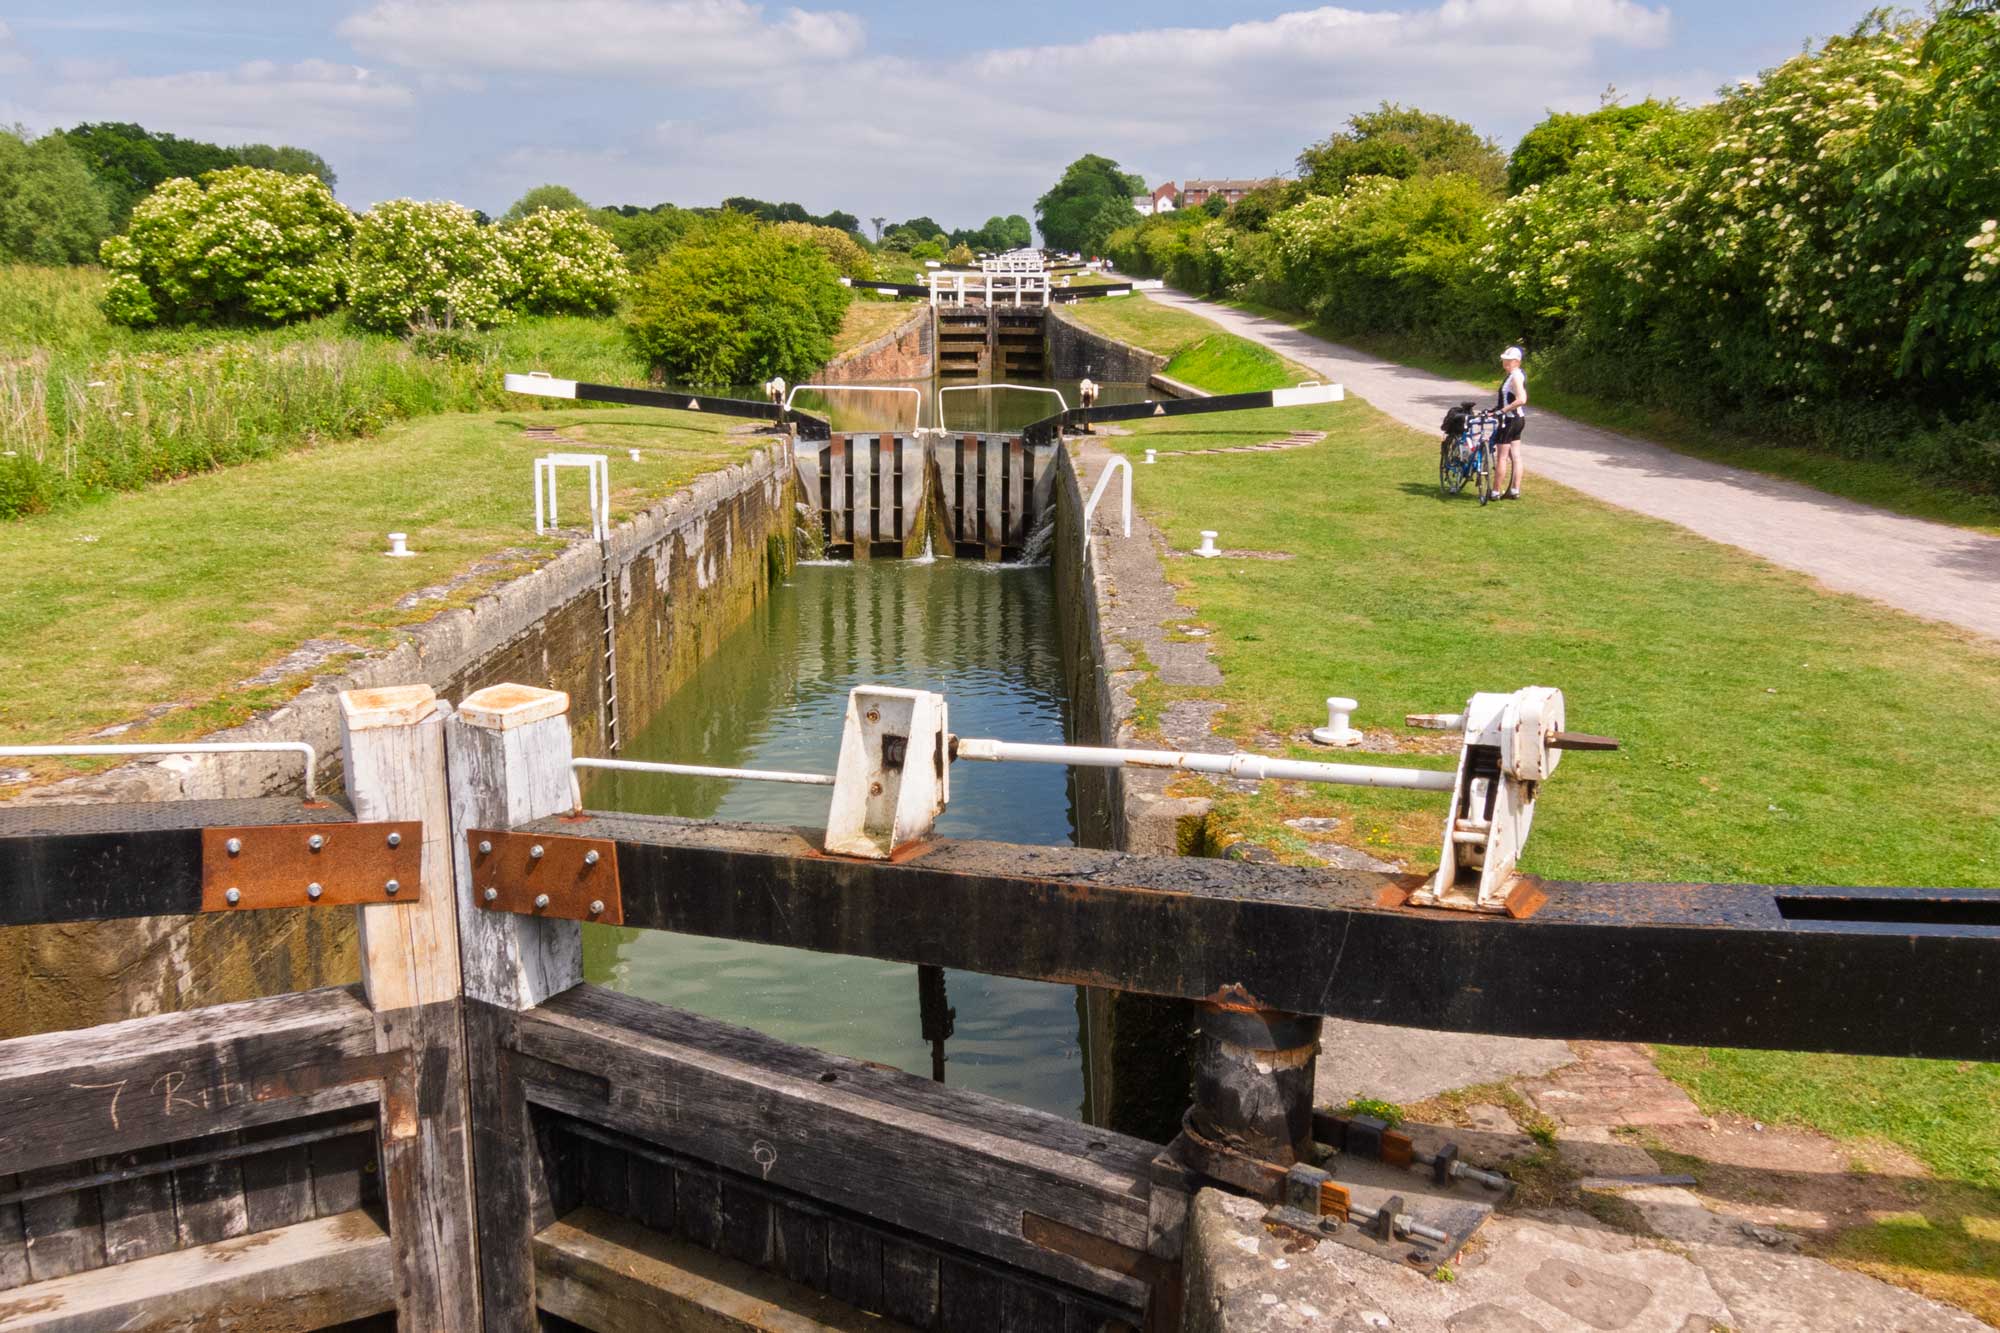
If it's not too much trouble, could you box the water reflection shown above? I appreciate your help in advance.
[582,560,1087,1117]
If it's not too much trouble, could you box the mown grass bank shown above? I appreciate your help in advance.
[1087,300,1999,1303]
[1060,294,1312,393]
[0,406,761,781]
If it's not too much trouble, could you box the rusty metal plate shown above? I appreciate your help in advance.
[469,829,621,924]
[202,822,422,912]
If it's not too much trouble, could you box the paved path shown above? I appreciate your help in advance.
[1150,287,2000,641]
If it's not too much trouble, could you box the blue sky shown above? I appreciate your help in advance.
[1,1,1878,227]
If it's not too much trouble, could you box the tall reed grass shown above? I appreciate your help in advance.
[0,264,648,518]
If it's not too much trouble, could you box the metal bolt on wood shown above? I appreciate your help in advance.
[484,887,498,902]
[589,900,604,916]
[309,834,325,851]
[583,850,599,867]
[387,832,401,848]
[478,839,493,854]
[530,844,545,860]
[224,888,240,905]
[225,837,241,855]
[307,882,322,900]
[534,893,551,910]
[386,879,401,895]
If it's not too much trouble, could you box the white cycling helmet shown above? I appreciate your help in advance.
[1501,346,1525,361]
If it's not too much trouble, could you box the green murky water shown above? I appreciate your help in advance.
[582,560,1091,1118]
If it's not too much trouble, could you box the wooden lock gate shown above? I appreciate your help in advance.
[3,680,1997,1332]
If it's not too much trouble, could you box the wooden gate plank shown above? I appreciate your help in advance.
[0,986,382,1178]
[17,1171,101,1284]
[512,986,1153,1310]
[533,1206,904,1333]
[96,1148,178,1268]
[0,1209,392,1332]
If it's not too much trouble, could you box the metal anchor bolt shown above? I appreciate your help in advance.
[385,879,401,895]
[483,887,498,902]
[225,837,242,856]
[308,834,325,852]
[225,888,241,906]
[478,839,492,855]
[583,849,600,867]
[533,893,551,910]
[386,832,401,848]
[530,844,545,860]
[306,882,323,900]
[589,900,605,916]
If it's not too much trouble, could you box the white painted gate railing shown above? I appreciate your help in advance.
[1081,456,1131,553]
[535,453,610,542]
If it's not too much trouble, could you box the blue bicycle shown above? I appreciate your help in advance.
[1438,402,1503,505]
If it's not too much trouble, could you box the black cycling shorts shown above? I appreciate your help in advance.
[1495,415,1525,444]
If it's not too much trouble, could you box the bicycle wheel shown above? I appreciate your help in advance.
[1477,447,1494,505]
[1439,437,1470,496]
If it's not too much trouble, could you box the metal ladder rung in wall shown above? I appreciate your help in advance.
[596,540,620,753]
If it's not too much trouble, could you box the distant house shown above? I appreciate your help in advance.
[1181,178,1280,209]
[1132,182,1178,217]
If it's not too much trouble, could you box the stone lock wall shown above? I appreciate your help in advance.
[820,305,934,384]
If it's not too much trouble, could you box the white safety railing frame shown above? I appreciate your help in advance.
[952,738,1454,793]
[536,452,610,542]
[934,383,1067,434]
[784,384,926,433]
[568,756,834,812]
[1,742,322,799]
[1081,455,1132,554]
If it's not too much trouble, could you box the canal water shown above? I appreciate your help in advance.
[581,558,1091,1118]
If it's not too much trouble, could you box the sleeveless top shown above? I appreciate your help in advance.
[1497,368,1527,417]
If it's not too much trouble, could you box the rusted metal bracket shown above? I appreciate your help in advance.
[468,829,622,924]
[201,821,421,911]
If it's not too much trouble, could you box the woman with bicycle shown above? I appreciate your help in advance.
[1494,346,1528,499]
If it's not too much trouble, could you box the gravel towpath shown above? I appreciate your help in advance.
[1148,287,2000,641]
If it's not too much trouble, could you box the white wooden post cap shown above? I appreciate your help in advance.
[338,684,438,730]
[459,683,570,731]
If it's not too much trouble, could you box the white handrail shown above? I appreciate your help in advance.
[568,756,835,813]
[1081,455,1132,553]
[1,742,321,799]
[953,738,1454,792]
[935,383,1068,433]
[783,384,925,432]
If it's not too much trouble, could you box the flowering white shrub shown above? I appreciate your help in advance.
[349,200,516,331]
[501,208,627,316]
[100,167,354,326]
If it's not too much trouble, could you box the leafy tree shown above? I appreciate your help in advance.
[1298,104,1505,196]
[594,204,693,274]
[502,209,627,315]
[232,144,336,188]
[1506,101,1676,193]
[504,183,589,221]
[65,122,332,227]
[1035,154,1143,253]
[349,199,516,331]
[944,242,976,267]
[909,239,944,261]
[625,214,850,386]
[0,128,113,264]
[772,221,874,279]
[819,210,861,235]
[99,166,353,326]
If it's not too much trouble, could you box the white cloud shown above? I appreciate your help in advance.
[0,20,30,78]
[33,59,416,145]
[340,0,864,81]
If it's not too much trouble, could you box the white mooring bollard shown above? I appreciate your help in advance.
[1195,530,1220,558]
[628,449,642,462]
[385,532,415,558]
[1312,696,1363,747]
[1144,449,1158,465]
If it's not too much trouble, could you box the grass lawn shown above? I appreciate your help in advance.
[831,300,918,356]
[1064,294,1315,394]
[1093,308,2000,1300]
[0,406,763,781]
[1223,297,2000,536]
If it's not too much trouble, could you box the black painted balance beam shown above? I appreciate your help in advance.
[502,374,832,440]
[513,811,2000,1063]
[1021,383,1342,446]
[0,796,403,925]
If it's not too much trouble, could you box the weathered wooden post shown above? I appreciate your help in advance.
[443,683,581,1328]
[337,684,483,1330]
